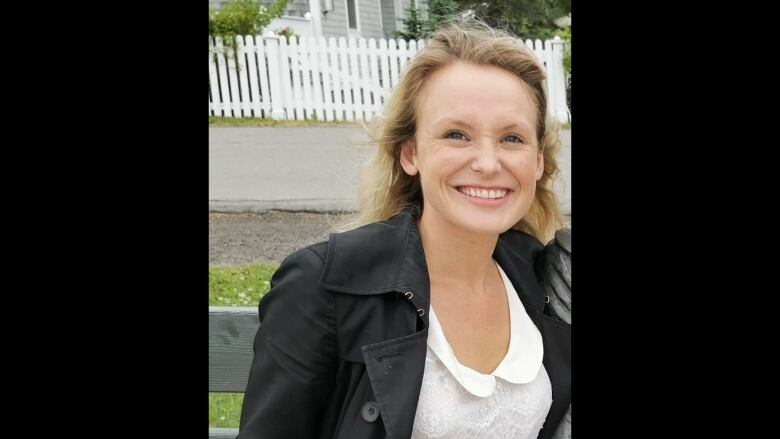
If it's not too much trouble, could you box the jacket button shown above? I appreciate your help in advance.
[404,291,414,300]
[417,308,425,317]
[361,401,380,423]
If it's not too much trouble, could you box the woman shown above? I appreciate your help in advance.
[237,21,571,439]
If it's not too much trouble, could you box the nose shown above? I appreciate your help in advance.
[470,142,502,177]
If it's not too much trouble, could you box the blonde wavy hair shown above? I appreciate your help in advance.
[356,20,564,243]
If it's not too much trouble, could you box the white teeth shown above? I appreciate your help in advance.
[458,187,507,199]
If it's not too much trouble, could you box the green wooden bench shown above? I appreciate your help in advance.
[209,306,260,439]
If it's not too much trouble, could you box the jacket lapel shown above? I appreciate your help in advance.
[321,212,433,438]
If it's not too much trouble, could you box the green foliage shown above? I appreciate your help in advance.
[555,25,571,73]
[454,0,570,39]
[424,0,461,34]
[397,0,461,40]
[209,0,290,53]
[275,26,297,40]
[396,2,424,40]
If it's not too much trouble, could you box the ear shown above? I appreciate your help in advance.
[399,139,419,176]
[535,150,545,181]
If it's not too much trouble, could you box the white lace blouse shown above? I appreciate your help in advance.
[411,262,553,438]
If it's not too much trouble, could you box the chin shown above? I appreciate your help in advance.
[451,214,520,236]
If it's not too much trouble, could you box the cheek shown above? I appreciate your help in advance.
[419,151,467,181]
[511,155,543,181]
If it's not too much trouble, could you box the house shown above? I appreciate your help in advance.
[209,0,428,39]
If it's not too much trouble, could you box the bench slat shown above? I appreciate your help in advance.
[209,306,260,393]
[209,427,239,438]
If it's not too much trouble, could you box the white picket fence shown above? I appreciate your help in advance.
[208,35,570,123]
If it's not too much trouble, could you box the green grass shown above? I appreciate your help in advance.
[209,262,278,307]
[209,262,278,428]
[210,393,245,428]
[209,116,360,127]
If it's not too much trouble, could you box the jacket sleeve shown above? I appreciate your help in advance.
[539,228,572,439]
[538,228,571,325]
[237,246,338,439]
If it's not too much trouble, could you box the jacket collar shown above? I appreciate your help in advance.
[320,212,547,325]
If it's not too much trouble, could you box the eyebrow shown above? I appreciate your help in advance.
[439,118,472,128]
[434,118,534,132]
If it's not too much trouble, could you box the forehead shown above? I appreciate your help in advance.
[416,62,538,132]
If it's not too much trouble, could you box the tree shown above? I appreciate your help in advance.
[453,0,570,39]
[397,0,461,40]
[423,0,461,34]
[209,0,291,73]
[397,1,425,40]
[209,0,291,45]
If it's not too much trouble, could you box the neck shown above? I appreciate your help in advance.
[418,211,500,296]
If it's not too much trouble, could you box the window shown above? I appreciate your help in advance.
[347,0,358,30]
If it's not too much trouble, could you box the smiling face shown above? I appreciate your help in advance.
[399,61,544,236]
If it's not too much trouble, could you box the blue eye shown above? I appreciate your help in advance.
[503,135,524,143]
[445,131,467,141]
